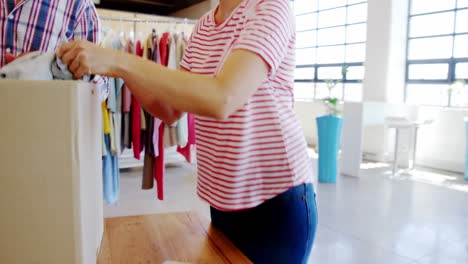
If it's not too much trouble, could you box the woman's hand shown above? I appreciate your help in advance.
[56,40,117,79]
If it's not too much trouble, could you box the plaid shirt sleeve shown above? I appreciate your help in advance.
[73,0,109,101]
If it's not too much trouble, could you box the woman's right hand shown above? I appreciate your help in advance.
[56,40,119,79]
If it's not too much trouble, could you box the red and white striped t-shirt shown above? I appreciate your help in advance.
[180,0,313,211]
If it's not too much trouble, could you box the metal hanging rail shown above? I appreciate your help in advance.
[99,16,197,24]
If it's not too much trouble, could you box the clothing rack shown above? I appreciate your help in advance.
[100,16,197,25]
[100,17,195,169]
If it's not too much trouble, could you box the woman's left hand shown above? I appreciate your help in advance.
[56,40,116,79]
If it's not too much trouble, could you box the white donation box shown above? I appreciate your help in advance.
[0,80,104,264]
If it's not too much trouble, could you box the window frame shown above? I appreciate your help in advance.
[294,0,367,102]
[405,1,468,107]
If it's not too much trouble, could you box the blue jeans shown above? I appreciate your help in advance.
[210,183,318,264]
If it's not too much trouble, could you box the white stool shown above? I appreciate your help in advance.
[385,117,433,175]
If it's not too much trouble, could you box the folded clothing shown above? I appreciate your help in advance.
[0,51,92,81]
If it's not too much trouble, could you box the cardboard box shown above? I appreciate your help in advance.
[0,80,103,264]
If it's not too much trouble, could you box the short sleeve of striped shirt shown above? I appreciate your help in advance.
[233,0,295,77]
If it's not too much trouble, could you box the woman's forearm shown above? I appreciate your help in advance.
[129,85,182,124]
[57,41,269,120]
[112,52,229,120]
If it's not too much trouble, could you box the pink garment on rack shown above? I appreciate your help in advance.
[132,40,144,160]
[177,113,195,163]
[122,84,131,113]
[154,122,165,200]
[153,118,162,157]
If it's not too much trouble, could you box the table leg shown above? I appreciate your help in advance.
[393,128,399,176]
[411,127,419,170]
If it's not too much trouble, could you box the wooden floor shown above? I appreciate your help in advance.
[97,211,251,264]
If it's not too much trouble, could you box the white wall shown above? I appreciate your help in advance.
[415,107,468,172]
[171,0,218,19]
[294,101,327,147]
[294,0,467,173]
[362,0,392,102]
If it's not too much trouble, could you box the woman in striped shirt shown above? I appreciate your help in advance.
[58,0,318,262]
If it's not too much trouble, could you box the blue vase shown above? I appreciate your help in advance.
[316,115,344,183]
[465,119,468,181]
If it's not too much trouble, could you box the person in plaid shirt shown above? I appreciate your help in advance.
[1,0,108,99]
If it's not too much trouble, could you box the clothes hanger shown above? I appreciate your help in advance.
[119,17,126,39]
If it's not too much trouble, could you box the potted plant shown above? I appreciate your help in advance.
[448,79,467,108]
[316,66,347,183]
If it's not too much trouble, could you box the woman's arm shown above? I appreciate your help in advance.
[129,82,183,124]
[57,41,269,122]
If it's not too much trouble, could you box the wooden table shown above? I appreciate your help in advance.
[97,211,252,264]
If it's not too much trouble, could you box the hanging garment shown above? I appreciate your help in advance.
[142,153,155,189]
[176,34,189,147]
[107,78,117,113]
[159,32,170,67]
[104,39,125,154]
[102,103,111,134]
[151,35,161,64]
[141,109,147,130]
[106,79,117,155]
[109,112,117,155]
[114,111,122,155]
[102,104,119,205]
[177,113,196,163]
[121,39,134,150]
[154,122,165,200]
[101,35,124,190]
[102,134,120,205]
[140,108,147,154]
[144,33,154,60]
[153,118,163,158]
[175,33,184,70]
[136,39,144,58]
[160,33,179,147]
[104,36,125,113]
[164,124,178,147]
[131,95,142,159]
[122,110,131,149]
[102,132,107,157]
[122,83,132,113]
[142,111,155,189]
[122,40,134,112]
[177,113,189,148]
[115,78,124,154]
[131,40,144,159]
[154,36,161,64]
[122,84,132,150]
[167,34,177,70]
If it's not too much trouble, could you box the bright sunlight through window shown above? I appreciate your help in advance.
[406,0,468,107]
[293,0,368,102]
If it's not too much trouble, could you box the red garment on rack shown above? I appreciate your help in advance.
[159,32,170,66]
[151,34,196,200]
[132,40,144,160]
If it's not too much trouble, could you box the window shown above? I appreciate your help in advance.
[293,0,368,101]
[406,0,468,107]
